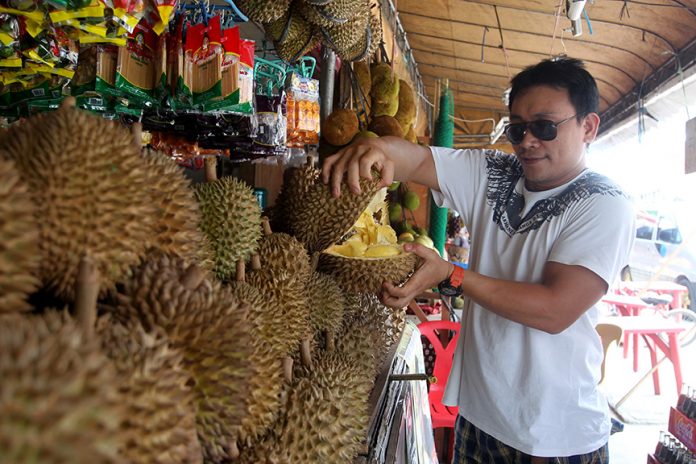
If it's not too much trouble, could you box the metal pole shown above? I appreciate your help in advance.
[319,47,336,123]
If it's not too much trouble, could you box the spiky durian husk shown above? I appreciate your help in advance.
[273,352,372,463]
[367,11,382,57]
[299,0,362,27]
[0,311,126,463]
[335,316,381,380]
[270,161,320,234]
[0,104,157,301]
[0,158,40,313]
[194,177,261,282]
[307,271,345,341]
[254,232,311,285]
[318,251,417,294]
[97,316,202,464]
[110,253,253,463]
[227,281,286,447]
[142,151,211,267]
[323,0,371,61]
[264,11,320,63]
[288,175,381,254]
[236,0,290,22]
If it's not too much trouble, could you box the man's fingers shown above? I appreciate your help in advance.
[403,243,436,260]
[321,152,340,184]
[346,160,362,194]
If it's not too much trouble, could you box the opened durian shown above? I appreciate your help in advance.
[0,158,40,313]
[143,151,210,267]
[0,101,157,301]
[371,63,400,117]
[236,0,290,22]
[194,176,261,282]
[0,311,126,463]
[110,253,253,463]
[97,316,202,464]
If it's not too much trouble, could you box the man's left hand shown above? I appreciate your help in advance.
[380,243,455,308]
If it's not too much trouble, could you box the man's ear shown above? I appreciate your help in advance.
[583,113,601,144]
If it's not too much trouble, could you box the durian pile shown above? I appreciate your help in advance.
[0,99,415,463]
[240,0,382,63]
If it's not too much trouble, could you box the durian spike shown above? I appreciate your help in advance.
[204,156,218,182]
[261,217,273,236]
[310,253,320,272]
[181,264,206,290]
[235,259,246,282]
[75,255,99,338]
[300,338,313,368]
[61,96,76,108]
[130,122,142,150]
[326,329,335,352]
[250,254,262,271]
[283,356,293,383]
[229,441,240,459]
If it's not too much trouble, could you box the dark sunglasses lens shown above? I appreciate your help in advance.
[529,120,557,141]
[505,124,526,144]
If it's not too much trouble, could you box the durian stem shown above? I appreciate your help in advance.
[235,260,246,282]
[75,255,99,338]
[283,357,294,383]
[325,330,335,352]
[130,122,142,150]
[181,265,206,290]
[261,217,272,236]
[250,254,261,271]
[300,338,312,368]
[204,156,218,182]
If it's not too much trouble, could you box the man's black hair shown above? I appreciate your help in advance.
[508,57,599,122]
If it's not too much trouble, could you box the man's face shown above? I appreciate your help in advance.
[508,84,599,191]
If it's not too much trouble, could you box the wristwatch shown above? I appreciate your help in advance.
[438,264,465,297]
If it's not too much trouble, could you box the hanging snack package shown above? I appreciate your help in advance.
[238,38,253,106]
[285,71,319,147]
[151,0,175,35]
[202,24,238,111]
[115,17,156,104]
[48,0,105,25]
[0,13,20,68]
[111,0,146,34]
[183,15,222,107]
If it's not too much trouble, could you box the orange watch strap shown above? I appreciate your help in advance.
[449,265,465,288]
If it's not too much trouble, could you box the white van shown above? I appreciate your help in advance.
[623,210,696,309]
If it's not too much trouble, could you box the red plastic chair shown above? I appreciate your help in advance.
[418,320,461,430]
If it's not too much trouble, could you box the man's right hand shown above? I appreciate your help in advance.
[321,137,395,198]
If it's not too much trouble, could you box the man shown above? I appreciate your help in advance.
[322,58,635,463]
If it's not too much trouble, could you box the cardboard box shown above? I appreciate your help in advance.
[669,407,696,452]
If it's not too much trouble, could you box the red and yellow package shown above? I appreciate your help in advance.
[183,15,222,106]
[238,37,253,105]
[115,17,156,101]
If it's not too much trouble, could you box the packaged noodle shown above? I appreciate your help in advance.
[115,17,156,103]
[183,15,222,107]
[238,38,253,105]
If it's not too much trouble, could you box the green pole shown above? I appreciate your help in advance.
[428,87,454,255]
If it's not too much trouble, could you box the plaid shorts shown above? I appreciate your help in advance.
[452,415,609,464]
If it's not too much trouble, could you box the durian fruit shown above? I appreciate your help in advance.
[110,254,253,463]
[335,314,380,380]
[371,63,400,117]
[299,0,363,27]
[272,352,372,463]
[369,114,405,138]
[321,0,371,60]
[322,108,359,146]
[342,293,405,362]
[269,157,319,234]
[264,10,320,63]
[143,151,211,266]
[0,102,157,301]
[246,221,311,358]
[367,11,382,58]
[236,0,290,22]
[0,158,40,313]
[394,79,416,132]
[288,172,382,254]
[227,263,286,450]
[97,316,202,464]
[0,311,126,463]
[307,270,345,349]
[194,176,261,282]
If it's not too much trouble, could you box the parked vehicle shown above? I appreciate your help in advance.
[623,210,696,310]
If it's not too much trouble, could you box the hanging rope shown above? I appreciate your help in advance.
[550,0,564,57]
[481,26,489,63]
[493,6,511,80]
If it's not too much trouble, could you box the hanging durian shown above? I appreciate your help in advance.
[194,176,262,282]
[299,0,363,27]
[394,79,417,133]
[0,158,40,313]
[235,0,291,22]
[0,100,157,302]
[371,63,400,117]
[97,316,202,464]
[110,253,253,463]
[143,151,211,266]
[264,10,320,63]
[0,311,127,463]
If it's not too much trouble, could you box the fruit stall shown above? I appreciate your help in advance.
[0,0,441,462]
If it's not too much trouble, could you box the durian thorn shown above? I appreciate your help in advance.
[325,330,335,352]
[75,255,100,339]
[228,440,240,459]
[60,96,76,109]
[181,265,206,290]
[235,259,246,282]
[130,122,143,150]
[261,217,273,236]
[300,338,313,368]
[204,156,218,182]
[250,254,262,271]
[310,252,320,272]
[283,356,294,383]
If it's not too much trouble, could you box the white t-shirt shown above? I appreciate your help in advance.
[430,147,635,457]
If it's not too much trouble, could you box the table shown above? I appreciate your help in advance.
[601,294,650,367]
[600,316,684,396]
[619,281,689,309]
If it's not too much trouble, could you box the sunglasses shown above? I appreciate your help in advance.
[504,114,578,145]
